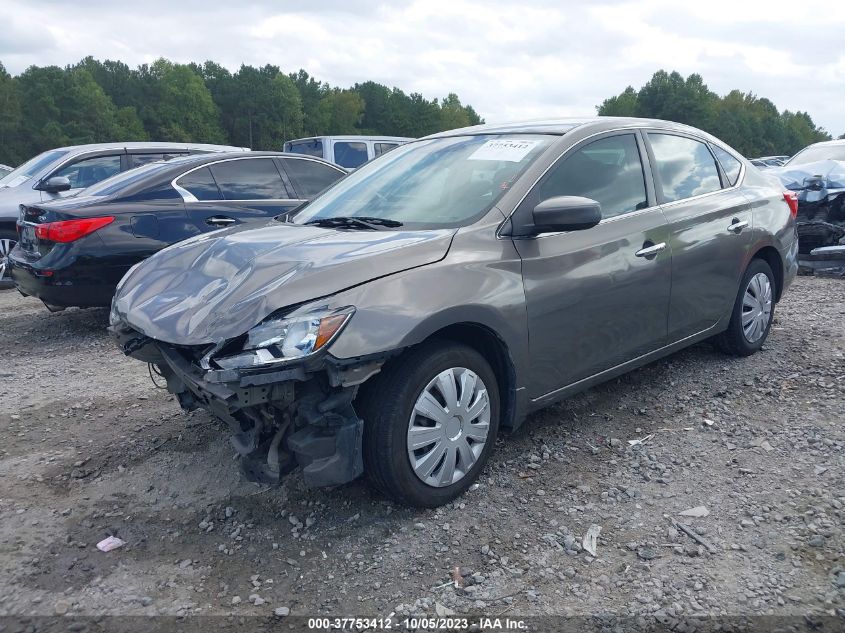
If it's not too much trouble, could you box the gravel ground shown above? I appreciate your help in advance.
[0,277,842,628]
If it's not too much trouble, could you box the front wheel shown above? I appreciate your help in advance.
[357,341,500,508]
[716,258,776,356]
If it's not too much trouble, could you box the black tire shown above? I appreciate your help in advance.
[357,340,500,508]
[716,258,776,356]
[0,226,17,290]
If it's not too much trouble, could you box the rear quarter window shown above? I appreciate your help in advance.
[711,146,743,186]
[175,167,223,201]
[281,158,345,198]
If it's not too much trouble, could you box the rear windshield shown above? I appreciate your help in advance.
[0,149,69,187]
[292,134,553,229]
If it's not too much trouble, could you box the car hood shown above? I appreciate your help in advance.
[113,222,456,345]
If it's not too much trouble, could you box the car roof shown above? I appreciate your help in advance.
[286,135,413,143]
[423,116,721,139]
[801,139,845,148]
[57,142,250,155]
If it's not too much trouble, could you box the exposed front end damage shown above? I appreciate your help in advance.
[110,322,387,487]
[773,160,845,276]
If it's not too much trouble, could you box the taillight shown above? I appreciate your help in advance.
[35,216,114,243]
[783,191,799,218]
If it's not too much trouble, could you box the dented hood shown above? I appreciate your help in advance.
[113,222,456,345]
[770,159,845,193]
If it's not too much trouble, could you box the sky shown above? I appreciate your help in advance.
[2,0,844,136]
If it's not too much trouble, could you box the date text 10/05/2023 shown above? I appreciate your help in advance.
[307,617,528,630]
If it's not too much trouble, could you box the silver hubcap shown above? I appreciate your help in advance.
[0,239,14,280]
[742,272,772,343]
[407,367,490,488]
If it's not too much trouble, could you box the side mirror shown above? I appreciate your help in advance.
[38,176,72,193]
[531,196,602,234]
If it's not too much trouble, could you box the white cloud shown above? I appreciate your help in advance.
[1,0,843,136]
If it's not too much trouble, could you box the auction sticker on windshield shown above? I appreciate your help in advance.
[468,139,542,162]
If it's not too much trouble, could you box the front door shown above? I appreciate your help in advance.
[512,132,672,399]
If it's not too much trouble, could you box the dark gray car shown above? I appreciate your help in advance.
[110,117,799,508]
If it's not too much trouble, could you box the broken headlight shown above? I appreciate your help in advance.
[212,307,355,370]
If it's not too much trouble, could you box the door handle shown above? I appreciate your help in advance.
[635,242,666,258]
[727,219,749,234]
[206,216,236,226]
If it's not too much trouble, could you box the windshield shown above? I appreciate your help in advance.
[291,134,553,229]
[787,144,845,165]
[0,149,69,187]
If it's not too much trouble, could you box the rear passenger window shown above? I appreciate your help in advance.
[537,134,648,219]
[648,133,721,202]
[333,141,368,168]
[374,142,399,157]
[176,167,222,201]
[281,158,344,198]
[209,158,288,200]
[711,145,742,186]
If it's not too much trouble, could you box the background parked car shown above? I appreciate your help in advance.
[767,139,845,274]
[283,135,412,169]
[749,155,789,168]
[9,151,346,310]
[0,164,12,178]
[0,142,249,286]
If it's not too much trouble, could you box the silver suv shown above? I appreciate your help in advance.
[0,142,248,284]
[112,118,798,508]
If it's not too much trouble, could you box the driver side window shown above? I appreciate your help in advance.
[52,155,122,189]
[538,134,648,220]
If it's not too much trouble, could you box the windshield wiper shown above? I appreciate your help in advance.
[305,216,403,230]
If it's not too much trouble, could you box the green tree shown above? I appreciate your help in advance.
[440,93,472,130]
[599,70,829,155]
[289,70,326,136]
[15,65,146,154]
[315,89,364,135]
[138,59,225,143]
[0,63,23,165]
[598,86,638,116]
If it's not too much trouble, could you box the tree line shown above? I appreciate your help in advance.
[0,61,837,167]
[598,70,832,157]
[0,57,483,166]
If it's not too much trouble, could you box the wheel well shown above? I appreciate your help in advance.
[751,246,784,302]
[425,323,517,429]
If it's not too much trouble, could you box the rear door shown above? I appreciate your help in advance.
[180,157,300,232]
[513,131,672,399]
[644,132,752,341]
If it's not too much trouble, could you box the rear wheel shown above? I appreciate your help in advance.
[716,258,775,356]
[357,341,500,508]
